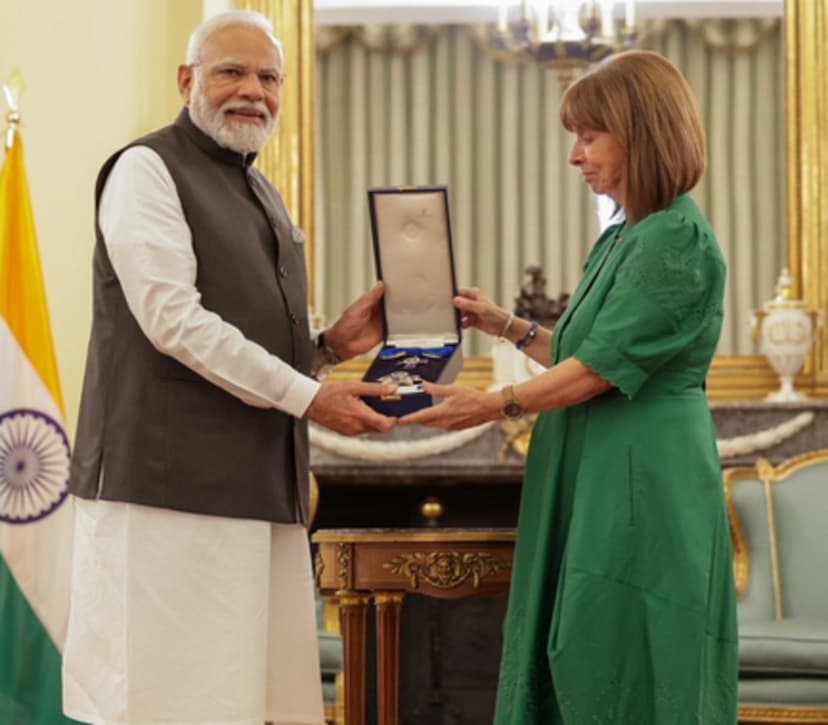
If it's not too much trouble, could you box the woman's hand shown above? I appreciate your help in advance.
[454,288,511,339]
[457,286,554,366]
[398,382,502,430]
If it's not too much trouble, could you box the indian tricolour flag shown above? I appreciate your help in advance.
[0,127,77,722]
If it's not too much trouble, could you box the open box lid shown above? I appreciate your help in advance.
[368,186,461,348]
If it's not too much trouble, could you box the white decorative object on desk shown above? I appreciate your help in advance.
[491,338,545,388]
[752,268,821,402]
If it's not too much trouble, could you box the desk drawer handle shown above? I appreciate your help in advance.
[420,497,445,524]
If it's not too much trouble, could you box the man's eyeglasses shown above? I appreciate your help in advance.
[191,62,286,92]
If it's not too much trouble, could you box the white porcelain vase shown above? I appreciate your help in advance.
[753,269,818,402]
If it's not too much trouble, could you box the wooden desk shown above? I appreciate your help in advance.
[313,528,515,725]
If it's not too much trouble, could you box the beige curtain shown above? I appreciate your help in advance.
[314,20,785,356]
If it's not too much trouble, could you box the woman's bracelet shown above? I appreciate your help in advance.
[514,320,539,350]
[498,313,515,340]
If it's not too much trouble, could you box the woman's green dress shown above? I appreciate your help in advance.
[495,195,739,724]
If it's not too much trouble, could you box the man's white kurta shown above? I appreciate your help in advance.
[62,147,325,725]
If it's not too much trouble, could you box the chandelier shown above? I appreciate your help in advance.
[488,1,638,81]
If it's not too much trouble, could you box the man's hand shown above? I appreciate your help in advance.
[324,282,385,361]
[306,380,397,435]
[398,382,502,430]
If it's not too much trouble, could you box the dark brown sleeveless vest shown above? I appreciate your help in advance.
[70,110,313,524]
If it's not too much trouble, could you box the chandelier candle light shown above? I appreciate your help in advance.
[492,0,637,82]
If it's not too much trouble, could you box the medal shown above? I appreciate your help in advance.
[378,371,424,386]
[400,355,426,369]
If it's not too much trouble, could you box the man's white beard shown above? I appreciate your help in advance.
[189,76,276,154]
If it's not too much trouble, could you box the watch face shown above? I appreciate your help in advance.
[503,401,523,419]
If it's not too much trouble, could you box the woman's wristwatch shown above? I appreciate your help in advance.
[501,385,525,420]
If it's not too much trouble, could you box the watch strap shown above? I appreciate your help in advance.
[317,331,342,366]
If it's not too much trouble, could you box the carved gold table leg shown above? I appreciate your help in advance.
[337,591,370,725]
[374,592,405,725]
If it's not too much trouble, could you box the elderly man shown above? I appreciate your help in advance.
[63,10,394,725]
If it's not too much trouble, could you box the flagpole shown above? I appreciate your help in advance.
[5,108,20,152]
[3,71,25,151]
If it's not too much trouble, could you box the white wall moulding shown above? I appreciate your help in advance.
[314,0,783,27]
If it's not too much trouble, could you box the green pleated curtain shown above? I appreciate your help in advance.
[314,19,785,357]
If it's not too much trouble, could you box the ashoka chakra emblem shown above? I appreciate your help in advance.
[0,408,70,524]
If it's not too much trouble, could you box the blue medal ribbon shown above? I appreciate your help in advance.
[378,345,455,360]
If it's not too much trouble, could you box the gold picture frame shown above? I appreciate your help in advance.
[708,0,828,400]
[245,0,828,401]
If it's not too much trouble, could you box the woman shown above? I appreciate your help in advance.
[401,50,738,724]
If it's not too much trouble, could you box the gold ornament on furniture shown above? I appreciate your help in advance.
[499,415,536,461]
[383,551,511,589]
[313,549,325,588]
[756,457,785,621]
[335,543,351,589]
[738,705,828,723]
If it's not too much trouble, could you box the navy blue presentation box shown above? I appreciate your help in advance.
[362,186,464,417]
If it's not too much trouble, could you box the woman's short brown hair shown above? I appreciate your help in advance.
[560,50,706,223]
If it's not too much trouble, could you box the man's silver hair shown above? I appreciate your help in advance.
[185,9,284,65]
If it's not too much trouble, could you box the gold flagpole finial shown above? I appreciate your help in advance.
[3,68,26,151]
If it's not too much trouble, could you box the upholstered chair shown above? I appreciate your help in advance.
[725,450,828,723]
[316,595,344,724]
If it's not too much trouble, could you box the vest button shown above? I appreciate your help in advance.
[279,265,288,278]
[289,312,297,324]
